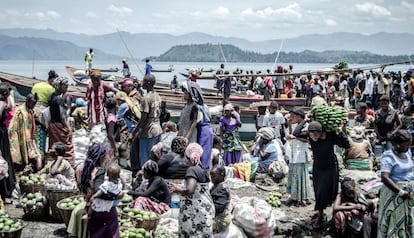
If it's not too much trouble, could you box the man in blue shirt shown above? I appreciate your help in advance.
[145,59,152,75]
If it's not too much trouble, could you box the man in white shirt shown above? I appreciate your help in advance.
[363,73,375,102]
[262,101,285,141]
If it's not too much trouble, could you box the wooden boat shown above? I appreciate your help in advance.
[185,68,215,73]
[152,67,174,73]
[0,71,86,99]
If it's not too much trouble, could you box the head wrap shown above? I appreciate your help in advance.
[151,142,167,160]
[391,129,412,144]
[181,81,204,105]
[75,98,86,107]
[143,160,159,175]
[290,107,305,118]
[223,103,234,111]
[349,126,365,141]
[115,91,141,120]
[53,76,69,89]
[165,121,178,132]
[185,143,203,165]
[90,69,102,78]
[308,121,323,132]
[48,70,59,79]
[80,143,107,193]
[258,127,275,140]
[171,136,188,155]
[122,78,134,87]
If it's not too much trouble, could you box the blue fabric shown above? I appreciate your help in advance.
[139,135,160,168]
[198,124,213,170]
[117,103,135,133]
[258,140,279,169]
[381,150,414,181]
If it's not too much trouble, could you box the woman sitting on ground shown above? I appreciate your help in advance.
[127,160,171,214]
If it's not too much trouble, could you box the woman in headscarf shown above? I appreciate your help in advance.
[158,136,190,180]
[48,76,75,165]
[8,93,42,171]
[378,130,414,237]
[86,69,117,129]
[67,143,117,238]
[253,127,284,173]
[307,121,350,229]
[170,143,215,237]
[220,103,243,166]
[0,83,16,203]
[179,81,214,170]
[127,160,171,215]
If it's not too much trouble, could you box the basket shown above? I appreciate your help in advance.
[135,217,160,231]
[56,195,84,227]
[19,194,49,220]
[0,219,24,238]
[19,182,45,195]
[47,189,79,220]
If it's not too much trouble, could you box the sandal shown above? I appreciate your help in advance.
[295,201,306,207]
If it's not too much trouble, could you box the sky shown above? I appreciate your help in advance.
[0,0,413,41]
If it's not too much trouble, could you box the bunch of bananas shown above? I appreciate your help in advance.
[311,105,348,132]
[266,192,282,207]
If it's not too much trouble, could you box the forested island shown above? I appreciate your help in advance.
[156,43,413,64]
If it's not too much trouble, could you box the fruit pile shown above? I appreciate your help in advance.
[120,227,151,238]
[119,218,135,228]
[0,211,23,233]
[121,194,133,204]
[20,173,47,185]
[58,196,84,210]
[20,192,47,212]
[265,192,282,207]
[122,207,159,220]
[311,105,348,132]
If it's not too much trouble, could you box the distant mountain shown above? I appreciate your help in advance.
[0,28,412,58]
[0,35,119,60]
[157,43,413,64]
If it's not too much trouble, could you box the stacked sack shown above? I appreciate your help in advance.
[72,129,90,162]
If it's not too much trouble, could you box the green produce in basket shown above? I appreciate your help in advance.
[311,105,348,132]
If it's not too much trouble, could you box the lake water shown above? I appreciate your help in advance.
[0,60,410,89]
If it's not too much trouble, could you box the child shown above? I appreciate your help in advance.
[262,101,286,142]
[333,177,370,236]
[39,142,75,183]
[211,136,224,167]
[83,163,124,219]
[210,166,231,233]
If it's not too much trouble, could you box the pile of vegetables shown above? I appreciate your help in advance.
[265,192,282,207]
[0,210,23,233]
[311,105,348,132]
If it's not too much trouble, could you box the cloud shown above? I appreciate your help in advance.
[241,4,302,19]
[107,4,133,17]
[354,2,391,17]
[324,19,337,26]
[23,10,61,20]
[85,12,98,18]
[401,1,414,11]
[213,7,230,17]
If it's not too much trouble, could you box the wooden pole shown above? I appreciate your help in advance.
[116,29,144,77]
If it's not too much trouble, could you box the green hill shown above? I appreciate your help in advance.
[156,43,413,64]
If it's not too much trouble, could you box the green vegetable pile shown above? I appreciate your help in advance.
[311,105,348,132]
[0,211,23,233]
[20,192,47,211]
[120,227,151,238]
[265,192,282,207]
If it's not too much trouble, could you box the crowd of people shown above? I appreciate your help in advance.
[0,62,413,237]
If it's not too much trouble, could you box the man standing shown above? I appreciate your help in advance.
[122,59,131,78]
[85,48,94,75]
[145,59,152,75]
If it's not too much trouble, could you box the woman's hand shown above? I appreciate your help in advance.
[169,183,177,193]
[286,134,295,140]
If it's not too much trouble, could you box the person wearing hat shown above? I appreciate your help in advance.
[262,101,286,141]
[307,120,350,229]
[86,69,118,129]
[378,129,414,237]
[374,95,401,152]
[48,76,75,165]
[253,126,285,174]
[285,108,312,207]
[121,59,131,78]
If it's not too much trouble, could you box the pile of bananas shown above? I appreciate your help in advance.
[311,105,348,132]
[266,192,282,207]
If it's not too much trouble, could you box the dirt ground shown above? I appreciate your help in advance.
[3,177,335,238]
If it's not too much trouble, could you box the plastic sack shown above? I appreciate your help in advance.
[214,222,247,238]
[232,197,275,238]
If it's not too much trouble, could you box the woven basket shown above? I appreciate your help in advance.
[47,189,79,220]
[19,194,49,220]
[0,219,24,238]
[19,182,46,195]
[57,195,84,227]
[134,217,160,231]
